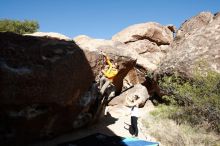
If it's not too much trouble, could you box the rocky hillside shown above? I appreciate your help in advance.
[159,12,220,78]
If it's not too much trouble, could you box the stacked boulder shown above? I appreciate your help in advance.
[74,22,175,108]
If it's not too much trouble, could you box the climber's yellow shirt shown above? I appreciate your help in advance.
[103,55,118,79]
[103,67,118,79]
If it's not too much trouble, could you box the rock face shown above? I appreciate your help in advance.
[74,35,137,94]
[112,22,173,45]
[176,12,213,41]
[112,22,174,72]
[111,22,174,86]
[159,11,220,78]
[0,32,95,144]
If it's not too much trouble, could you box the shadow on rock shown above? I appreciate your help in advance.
[0,32,96,145]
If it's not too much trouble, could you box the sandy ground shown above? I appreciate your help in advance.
[34,100,157,146]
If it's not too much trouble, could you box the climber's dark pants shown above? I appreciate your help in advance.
[131,116,138,136]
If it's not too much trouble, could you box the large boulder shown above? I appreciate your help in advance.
[124,40,167,70]
[0,32,95,144]
[112,22,174,72]
[112,22,174,45]
[108,84,149,107]
[159,11,220,78]
[111,22,174,86]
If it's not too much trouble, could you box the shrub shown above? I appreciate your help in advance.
[0,19,39,34]
[158,68,220,133]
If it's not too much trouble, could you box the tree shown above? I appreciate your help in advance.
[0,19,39,34]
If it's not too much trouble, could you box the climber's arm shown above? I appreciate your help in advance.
[104,55,112,68]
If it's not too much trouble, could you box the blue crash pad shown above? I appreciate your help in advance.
[58,133,159,146]
[121,137,159,146]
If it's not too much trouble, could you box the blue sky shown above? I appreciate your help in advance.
[0,0,219,39]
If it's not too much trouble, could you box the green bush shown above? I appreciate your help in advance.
[0,19,39,34]
[159,68,220,133]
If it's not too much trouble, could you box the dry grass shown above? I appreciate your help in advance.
[141,109,220,146]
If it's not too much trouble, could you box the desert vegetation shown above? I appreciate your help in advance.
[0,19,39,34]
[142,64,220,146]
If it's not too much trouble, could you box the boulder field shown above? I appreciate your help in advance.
[0,11,219,145]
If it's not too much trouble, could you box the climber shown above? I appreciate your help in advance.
[99,51,118,96]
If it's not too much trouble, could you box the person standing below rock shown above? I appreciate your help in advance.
[131,103,139,137]
[99,52,118,97]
